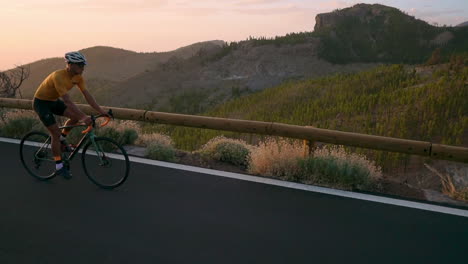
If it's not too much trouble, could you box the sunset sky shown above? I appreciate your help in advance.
[1,0,467,70]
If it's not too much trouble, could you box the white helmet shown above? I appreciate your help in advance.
[65,51,87,65]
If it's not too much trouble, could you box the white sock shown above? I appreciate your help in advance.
[56,163,64,170]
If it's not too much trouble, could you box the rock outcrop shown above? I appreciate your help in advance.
[314,4,400,32]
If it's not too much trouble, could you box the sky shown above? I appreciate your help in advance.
[1,0,467,71]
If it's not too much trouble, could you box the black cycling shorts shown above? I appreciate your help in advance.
[33,98,67,127]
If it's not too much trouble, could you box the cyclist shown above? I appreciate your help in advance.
[32,51,108,179]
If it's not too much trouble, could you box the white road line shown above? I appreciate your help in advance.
[3,136,467,218]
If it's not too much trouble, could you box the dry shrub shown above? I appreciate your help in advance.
[198,136,252,166]
[95,120,140,145]
[296,145,382,189]
[136,133,174,147]
[1,110,38,124]
[313,146,383,180]
[146,142,177,162]
[248,137,303,180]
[104,120,142,134]
[139,132,177,162]
[0,110,44,138]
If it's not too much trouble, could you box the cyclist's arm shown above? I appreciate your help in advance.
[81,89,107,116]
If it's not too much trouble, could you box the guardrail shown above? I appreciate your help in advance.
[1,97,467,163]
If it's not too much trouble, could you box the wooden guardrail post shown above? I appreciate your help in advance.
[302,126,316,158]
[303,139,316,158]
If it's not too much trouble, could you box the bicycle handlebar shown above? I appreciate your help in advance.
[81,109,114,134]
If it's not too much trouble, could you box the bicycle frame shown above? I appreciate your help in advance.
[59,124,96,161]
[32,125,96,164]
[34,112,112,165]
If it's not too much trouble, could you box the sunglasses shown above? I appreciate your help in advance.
[72,62,86,68]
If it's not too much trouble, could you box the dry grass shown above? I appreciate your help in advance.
[1,110,38,125]
[136,133,174,147]
[424,163,468,202]
[104,120,142,134]
[0,109,44,138]
[248,137,303,179]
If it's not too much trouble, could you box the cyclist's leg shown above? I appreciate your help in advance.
[33,98,61,149]
[46,123,72,178]
[62,111,80,135]
[33,98,71,177]
[62,107,88,135]
[53,99,82,135]
[45,123,62,160]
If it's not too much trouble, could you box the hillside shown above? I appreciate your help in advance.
[148,55,468,163]
[15,41,224,99]
[105,41,376,112]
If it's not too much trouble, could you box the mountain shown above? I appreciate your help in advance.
[16,41,224,99]
[314,4,468,63]
[456,21,468,27]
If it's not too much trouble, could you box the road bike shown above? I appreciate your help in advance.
[19,110,130,189]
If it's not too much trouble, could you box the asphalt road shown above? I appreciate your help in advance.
[1,140,467,264]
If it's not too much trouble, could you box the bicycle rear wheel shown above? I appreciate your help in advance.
[20,131,57,180]
[81,137,130,189]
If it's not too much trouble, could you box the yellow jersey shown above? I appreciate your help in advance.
[34,69,86,101]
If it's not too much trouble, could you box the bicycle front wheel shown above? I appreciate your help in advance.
[81,137,130,189]
[20,131,57,180]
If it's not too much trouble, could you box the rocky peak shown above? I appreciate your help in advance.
[314,4,400,32]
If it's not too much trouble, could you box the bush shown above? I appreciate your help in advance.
[94,126,138,146]
[119,128,138,145]
[296,146,382,189]
[138,132,177,162]
[0,117,44,139]
[96,127,121,141]
[136,133,174,147]
[0,110,45,139]
[198,136,251,166]
[146,142,177,162]
[0,110,42,138]
[298,157,371,189]
[214,141,250,166]
[248,138,303,180]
